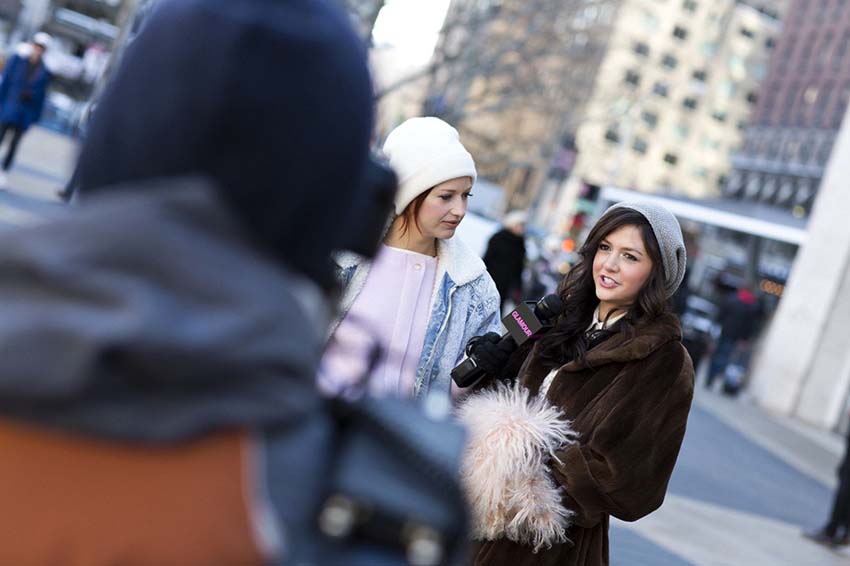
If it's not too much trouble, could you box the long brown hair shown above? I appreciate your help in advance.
[536,207,669,370]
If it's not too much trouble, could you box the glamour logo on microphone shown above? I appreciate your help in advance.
[512,311,533,337]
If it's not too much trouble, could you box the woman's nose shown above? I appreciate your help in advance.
[604,253,619,270]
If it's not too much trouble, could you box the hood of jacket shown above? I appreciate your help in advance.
[72,0,374,288]
[0,178,328,442]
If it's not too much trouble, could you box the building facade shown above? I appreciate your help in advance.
[425,0,617,212]
[728,0,850,219]
[748,92,850,431]
[547,0,784,235]
[428,0,784,225]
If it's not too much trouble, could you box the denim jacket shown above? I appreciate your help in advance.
[331,236,502,399]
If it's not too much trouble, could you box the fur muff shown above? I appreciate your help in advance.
[456,382,578,552]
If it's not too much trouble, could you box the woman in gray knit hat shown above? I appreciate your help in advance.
[457,201,694,566]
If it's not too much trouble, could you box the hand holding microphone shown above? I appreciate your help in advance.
[452,294,564,388]
[462,332,518,377]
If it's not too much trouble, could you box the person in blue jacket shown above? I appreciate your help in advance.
[0,32,53,187]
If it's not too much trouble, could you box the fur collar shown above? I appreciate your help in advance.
[560,312,683,372]
[330,236,486,338]
[336,235,486,287]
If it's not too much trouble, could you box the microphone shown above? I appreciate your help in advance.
[451,294,564,388]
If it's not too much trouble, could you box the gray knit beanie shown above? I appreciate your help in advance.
[604,201,687,297]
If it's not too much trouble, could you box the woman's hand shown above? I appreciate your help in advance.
[466,332,518,377]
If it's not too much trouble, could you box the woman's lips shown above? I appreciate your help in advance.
[598,275,618,289]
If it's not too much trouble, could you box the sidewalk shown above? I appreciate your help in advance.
[1,126,78,201]
[611,383,850,565]
[695,389,844,489]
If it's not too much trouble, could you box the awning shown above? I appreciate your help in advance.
[599,186,807,245]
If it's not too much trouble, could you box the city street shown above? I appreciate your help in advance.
[611,386,849,565]
[0,125,78,201]
[8,125,850,565]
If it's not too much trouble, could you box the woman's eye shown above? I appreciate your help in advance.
[463,192,473,199]
[439,195,452,201]
[624,253,638,262]
[599,243,611,251]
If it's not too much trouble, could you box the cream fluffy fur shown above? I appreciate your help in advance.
[456,381,579,552]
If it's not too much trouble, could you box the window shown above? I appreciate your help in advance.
[674,123,689,140]
[712,111,727,123]
[604,128,620,143]
[739,27,755,39]
[633,41,650,56]
[653,82,669,97]
[799,36,816,71]
[632,137,648,154]
[682,97,698,110]
[816,83,833,127]
[799,140,812,163]
[832,83,850,128]
[663,153,679,166]
[778,35,796,71]
[746,92,758,105]
[817,140,834,164]
[702,136,720,150]
[816,32,833,70]
[624,70,641,86]
[642,111,659,128]
[834,32,850,71]
[692,69,707,82]
[661,54,678,69]
[784,82,802,114]
[643,11,660,30]
[682,0,698,13]
[672,26,688,40]
[765,37,776,50]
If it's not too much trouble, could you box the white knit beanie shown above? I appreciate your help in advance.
[382,117,477,215]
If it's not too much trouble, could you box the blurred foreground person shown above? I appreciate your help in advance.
[458,202,694,565]
[483,209,528,311]
[319,117,501,400]
[0,32,52,187]
[0,1,471,565]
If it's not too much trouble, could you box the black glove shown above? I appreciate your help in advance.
[466,332,518,377]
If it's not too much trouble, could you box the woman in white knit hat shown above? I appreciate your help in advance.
[318,117,501,400]
[456,201,694,566]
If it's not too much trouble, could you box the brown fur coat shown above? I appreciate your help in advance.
[461,313,694,566]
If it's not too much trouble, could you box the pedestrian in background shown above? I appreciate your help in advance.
[458,201,694,566]
[0,0,389,563]
[319,117,501,400]
[705,283,762,390]
[805,423,850,547]
[483,209,528,311]
[0,32,52,188]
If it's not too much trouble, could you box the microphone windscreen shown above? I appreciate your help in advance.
[535,294,564,321]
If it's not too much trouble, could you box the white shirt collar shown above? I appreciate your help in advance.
[587,306,627,332]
